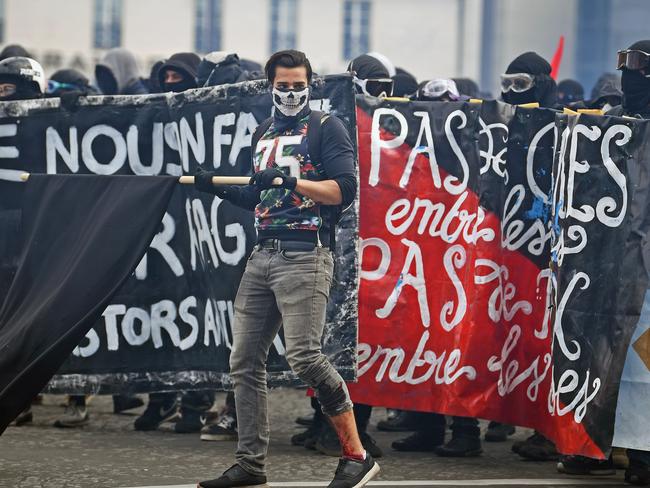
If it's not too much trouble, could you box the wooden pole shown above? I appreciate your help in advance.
[19,173,282,186]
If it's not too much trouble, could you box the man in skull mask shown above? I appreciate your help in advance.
[500,51,557,108]
[609,40,650,119]
[194,49,379,488]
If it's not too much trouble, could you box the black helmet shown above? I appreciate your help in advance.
[0,56,45,94]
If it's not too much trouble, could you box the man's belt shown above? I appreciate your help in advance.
[258,239,318,252]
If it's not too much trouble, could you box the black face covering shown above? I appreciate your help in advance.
[501,52,557,108]
[163,77,197,93]
[0,79,41,101]
[621,40,650,115]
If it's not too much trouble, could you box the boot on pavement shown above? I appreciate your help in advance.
[436,435,482,457]
[484,421,515,442]
[392,429,445,452]
[515,432,559,461]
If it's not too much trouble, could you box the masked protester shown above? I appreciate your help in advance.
[588,73,622,111]
[348,53,394,98]
[194,49,379,488]
[609,39,650,119]
[501,51,557,108]
[415,78,463,101]
[557,79,585,107]
[158,52,201,93]
[95,48,148,95]
[0,56,44,101]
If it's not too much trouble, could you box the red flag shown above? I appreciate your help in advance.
[550,35,565,80]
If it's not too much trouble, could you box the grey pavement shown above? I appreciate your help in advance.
[0,389,627,488]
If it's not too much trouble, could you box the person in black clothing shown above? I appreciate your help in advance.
[608,40,650,119]
[158,52,201,93]
[194,49,379,488]
[500,51,557,108]
[587,73,622,112]
[556,79,584,107]
[392,67,418,98]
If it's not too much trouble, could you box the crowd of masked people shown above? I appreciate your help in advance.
[3,36,650,486]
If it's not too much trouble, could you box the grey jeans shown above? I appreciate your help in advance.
[230,246,353,475]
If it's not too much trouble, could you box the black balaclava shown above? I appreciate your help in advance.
[0,75,41,101]
[158,52,200,93]
[502,51,557,107]
[348,54,389,81]
[621,40,650,115]
[557,79,584,105]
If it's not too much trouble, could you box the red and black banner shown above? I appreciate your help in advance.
[351,97,650,458]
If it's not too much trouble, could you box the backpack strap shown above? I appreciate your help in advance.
[250,116,274,169]
[307,110,325,167]
[306,110,341,252]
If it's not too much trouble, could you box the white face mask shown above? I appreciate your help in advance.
[272,87,310,116]
[601,102,613,113]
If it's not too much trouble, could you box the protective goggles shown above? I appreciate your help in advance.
[617,49,650,72]
[0,83,17,98]
[421,79,460,101]
[500,73,535,93]
[46,80,79,94]
[353,76,394,98]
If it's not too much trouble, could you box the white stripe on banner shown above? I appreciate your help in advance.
[0,168,24,182]
[120,478,625,488]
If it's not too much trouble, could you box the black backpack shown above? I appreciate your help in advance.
[251,111,343,251]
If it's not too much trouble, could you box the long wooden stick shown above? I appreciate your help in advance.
[20,173,282,186]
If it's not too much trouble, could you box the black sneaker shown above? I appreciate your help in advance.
[359,432,383,459]
[484,422,515,442]
[376,410,419,432]
[626,461,650,486]
[134,399,178,431]
[436,435,482,457]
[557,455,615,476]
[198,464,268,488]
[201,413,238,441]
[392,430,445,452]
[175,408,205,434]
[327,454,380,488]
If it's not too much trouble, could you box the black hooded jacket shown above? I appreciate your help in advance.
[502,51,557,108]
[158,52,201,92]
[617,40,650,118]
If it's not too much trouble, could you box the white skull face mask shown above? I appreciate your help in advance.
[272,86,310,116]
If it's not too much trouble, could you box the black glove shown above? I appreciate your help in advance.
[194,168,234,200]
[249,167,297,191]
